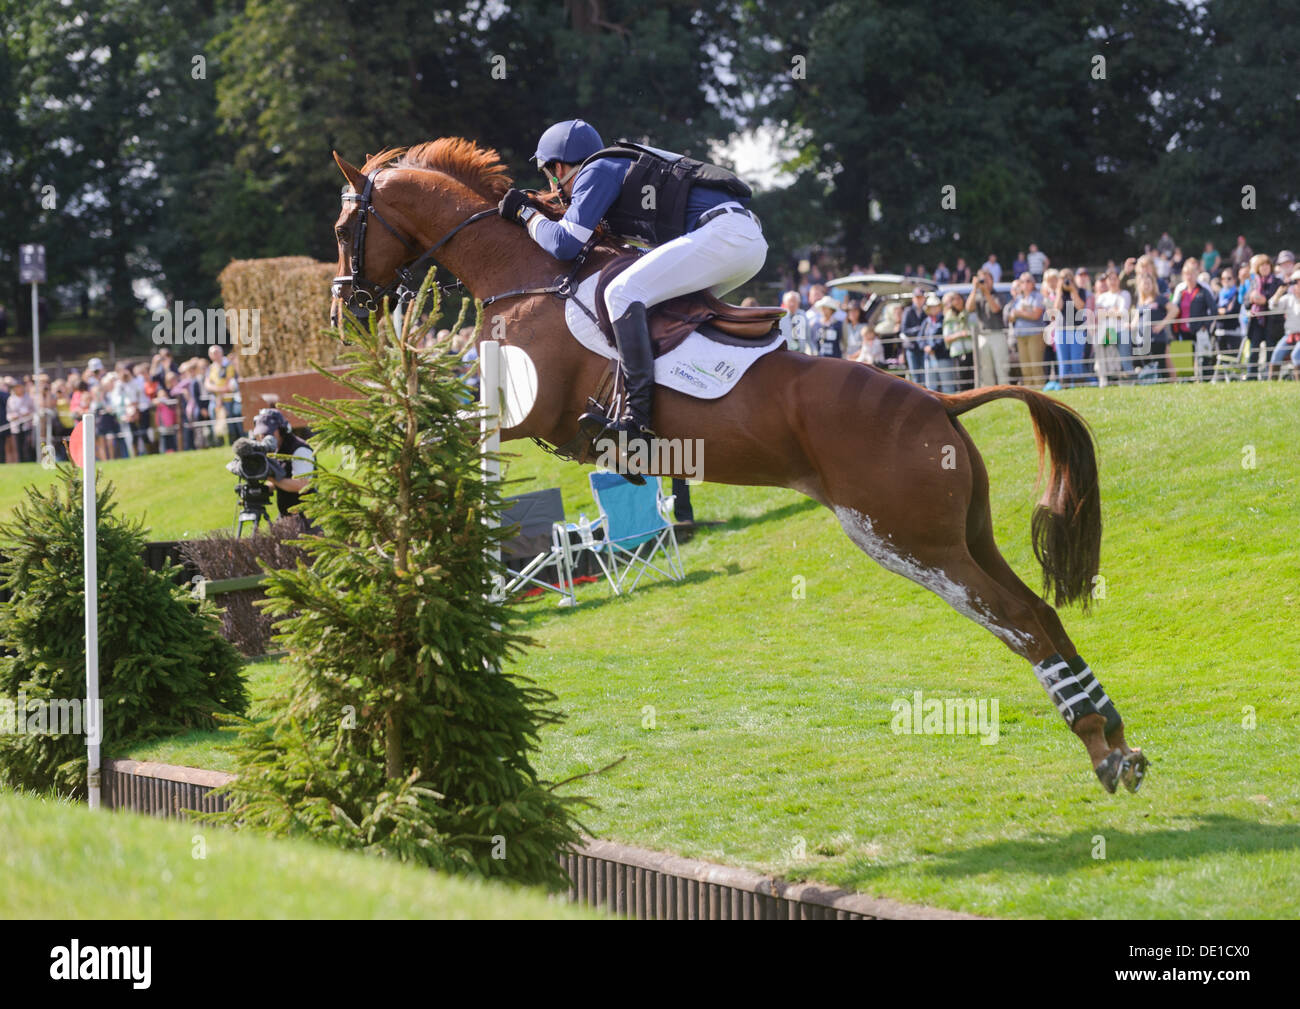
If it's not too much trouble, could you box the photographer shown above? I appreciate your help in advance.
[1007,271,1047,388]
[1052,268,1089,386]
[253,408,314,527]
[965,269,1005,386]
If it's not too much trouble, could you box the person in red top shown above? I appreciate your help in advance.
[1169,258,1217,380]
[68,380,91,417]
[153,370,180,452]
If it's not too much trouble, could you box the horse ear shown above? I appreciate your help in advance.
[333,151,367,191]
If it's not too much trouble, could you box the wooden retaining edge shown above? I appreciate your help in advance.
[576,839,980,920]
[101,758,978,920]
[106,759,236,789]
[102,759,235,820]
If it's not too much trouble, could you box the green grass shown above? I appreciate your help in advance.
[516,383,1300,918]
[0,790,599,918]
[16,382,1300,917]
[115,659,283,770]
[0,445,346,541]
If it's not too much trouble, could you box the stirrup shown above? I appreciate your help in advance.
[577,410,611,441]
[593,419,654,486]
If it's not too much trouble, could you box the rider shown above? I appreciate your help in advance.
[498,119,768,459]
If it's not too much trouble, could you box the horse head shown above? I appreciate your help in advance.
[329,139,530,329]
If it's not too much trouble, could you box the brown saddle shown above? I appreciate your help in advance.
[593,253,786,357]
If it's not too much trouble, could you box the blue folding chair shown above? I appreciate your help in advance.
[583,471,684,596]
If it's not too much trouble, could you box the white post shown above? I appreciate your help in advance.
[31,281,42,464]
[82,414,100,809]
[479,340,501,566]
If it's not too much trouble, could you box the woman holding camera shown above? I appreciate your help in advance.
[965,269,1006,386]
[1050,268,1089,387]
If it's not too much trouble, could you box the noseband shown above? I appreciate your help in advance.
[331,168,497,313]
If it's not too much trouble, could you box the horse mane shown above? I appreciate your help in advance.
[360,137,615,251]
[361,138,514,202]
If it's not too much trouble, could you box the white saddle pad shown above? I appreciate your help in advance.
[563,274,784,400]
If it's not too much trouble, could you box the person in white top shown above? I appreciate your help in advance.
[1267,274,1300,377]
[1026,244,1049,280]
[1093,273,1132,386]
[851,327,888,366]
[1153,251,1173,290]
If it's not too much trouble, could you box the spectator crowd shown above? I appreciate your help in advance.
[780,234,1300,389]
[0,321,494,467]
[0,344,244,464]
[3,232,1295,466]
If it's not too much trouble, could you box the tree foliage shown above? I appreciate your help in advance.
[731,0,1202,267]
[0,0,223,332]
[1,0,1295,333]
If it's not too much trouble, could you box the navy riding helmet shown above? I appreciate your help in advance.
[534,119,604,172]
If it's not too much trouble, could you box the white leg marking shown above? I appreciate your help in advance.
[833,505,1035,652]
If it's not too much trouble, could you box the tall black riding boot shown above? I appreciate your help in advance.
[580,302,656,483]
[611,302,655,436]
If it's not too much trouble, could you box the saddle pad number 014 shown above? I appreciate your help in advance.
[564,274,784,400]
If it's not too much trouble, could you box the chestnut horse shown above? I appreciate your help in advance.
[328,137,1147,793]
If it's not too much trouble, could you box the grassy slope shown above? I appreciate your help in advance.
[23,382,1300,918]
[0,445,345,541]
[0,791,598,918]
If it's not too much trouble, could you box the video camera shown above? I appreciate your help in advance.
[226,434,286,535]
[226,434,287,482]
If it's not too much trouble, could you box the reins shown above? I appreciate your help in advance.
[332,168,603,328]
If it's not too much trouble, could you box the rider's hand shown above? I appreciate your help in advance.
[498,188,537,224]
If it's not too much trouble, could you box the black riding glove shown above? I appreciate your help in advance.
[498,188,537,224]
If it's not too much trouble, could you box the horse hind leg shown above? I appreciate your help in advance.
[834,506,1140,792]
[961,477,1148,791]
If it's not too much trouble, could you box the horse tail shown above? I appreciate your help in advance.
[936,385,1101,609]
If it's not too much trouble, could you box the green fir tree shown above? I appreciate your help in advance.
[213,277,587,890]
[0,472,247,795]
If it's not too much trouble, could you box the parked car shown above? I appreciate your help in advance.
[825,274,938,365]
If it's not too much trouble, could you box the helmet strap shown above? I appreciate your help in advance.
[557,162,583,189]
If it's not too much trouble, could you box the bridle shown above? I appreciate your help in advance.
[331,168,497,313]
[330,165,604,327]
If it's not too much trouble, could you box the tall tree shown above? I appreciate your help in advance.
[1149,0,1300,257]
[0,0,222,336]
[731,0,1193,269]
[211,0,744,266]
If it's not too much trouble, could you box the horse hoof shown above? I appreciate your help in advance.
[1094,748,1124,794]
[1120,749,1149,793]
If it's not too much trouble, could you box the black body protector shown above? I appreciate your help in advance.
[566,142,752,486]
[570,141,753,246]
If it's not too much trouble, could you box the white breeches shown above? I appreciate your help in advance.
[602,208,768,320]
